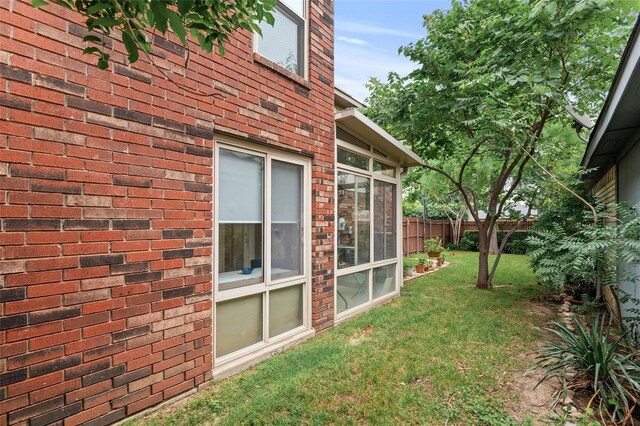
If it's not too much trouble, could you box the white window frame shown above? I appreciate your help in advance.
[253,0,309,79]
[335,134,403,322]
[213,137,313,369]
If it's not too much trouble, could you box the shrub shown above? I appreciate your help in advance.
[458,231,480,251]
[536,315,640,423]
[455,230,530,254]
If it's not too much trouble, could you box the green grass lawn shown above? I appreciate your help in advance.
[133,251,547,426]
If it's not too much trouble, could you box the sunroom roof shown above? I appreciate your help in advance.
[335,108,424,167]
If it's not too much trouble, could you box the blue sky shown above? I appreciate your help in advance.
[334,0,451,103]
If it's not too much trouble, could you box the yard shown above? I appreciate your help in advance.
[132,251,553,425]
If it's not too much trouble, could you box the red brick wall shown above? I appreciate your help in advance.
[0,0,335,424]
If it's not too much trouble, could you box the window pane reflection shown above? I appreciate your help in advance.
[374,180,396,261]
[337,173,370,268]
[336,271,369,313]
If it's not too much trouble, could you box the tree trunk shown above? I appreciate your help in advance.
[476,228,492,289]
[488,227,499,255]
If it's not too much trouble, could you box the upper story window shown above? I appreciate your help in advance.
[256,0,306,76]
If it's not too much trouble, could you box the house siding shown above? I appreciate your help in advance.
[592,164,617,224]
[0,0,335,424]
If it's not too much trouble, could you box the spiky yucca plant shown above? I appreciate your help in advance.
[536,315,640,424]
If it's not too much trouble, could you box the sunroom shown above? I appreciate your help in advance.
[334,88,424,321]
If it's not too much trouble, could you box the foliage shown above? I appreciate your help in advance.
[32,0,275,69]
[424,238,443,253]
[452,231,530,254]
[528,204,640,292]
[536,315,640,423]
[403,258,417,269]
[366,0,636,288]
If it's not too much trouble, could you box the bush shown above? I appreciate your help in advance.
[458,231,480,251]
[455,230,530,254]
[536,315,640,423]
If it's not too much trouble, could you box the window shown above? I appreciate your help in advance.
[335,137,401,318]
[256,0,306,76]
[337,172,370,268]
[216,143,309,362]
[373,180,396,261]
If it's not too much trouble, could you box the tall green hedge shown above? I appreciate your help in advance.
[448,230,529,254]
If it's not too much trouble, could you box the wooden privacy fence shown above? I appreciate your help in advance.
[402,218,534,256]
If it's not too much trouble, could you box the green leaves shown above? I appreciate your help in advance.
[33,0,276,68]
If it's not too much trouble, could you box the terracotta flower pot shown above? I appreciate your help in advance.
[415,264,426,273]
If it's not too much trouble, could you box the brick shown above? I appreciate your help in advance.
[113,175,151,188]
[81,275,125,290]
[113,63,152,83]
[0,64,32,83]
[0,369,27,386]
[67,195,111,207]
[29,306,81,325]
[31,179,82,194]
[112,325,150,342]
[111,262,149,275]
[112,219,151,230]
[0,93,31,110]
[162,286,194,299]
[63,219,110,230]
[162,249,194,260]
[82,364,126,386]
[124,271,161,284]
[66,96,112,115]
[0,287,25,302]
[8,346,64,370]
[10,164,65,180]
[29,354,82,377]
[4,219,61,231]
[4,295,60,315]
[80,254,125,268]
[162,229,194,239]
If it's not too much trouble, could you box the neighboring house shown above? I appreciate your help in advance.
[582,17,640,319]
[0,2,422,425]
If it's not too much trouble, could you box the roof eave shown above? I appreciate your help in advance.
[335,108,425,167]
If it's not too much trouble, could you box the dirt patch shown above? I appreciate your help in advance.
[507,351,559,425]
[349,324,373,345]
[505,299,561,425]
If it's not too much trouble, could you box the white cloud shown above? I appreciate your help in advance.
[335,18,423,39]
[334,43,417,103]
[335,35,368,46]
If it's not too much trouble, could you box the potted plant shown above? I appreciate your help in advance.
[425,238,443,258]
[403,258,415,277]
[415,258,426,273]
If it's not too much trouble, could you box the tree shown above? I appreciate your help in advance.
[404,163,468,244]
[366,0,636,289]
[31,0,276,69]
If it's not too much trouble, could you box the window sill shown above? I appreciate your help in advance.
[253,53,312,90]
